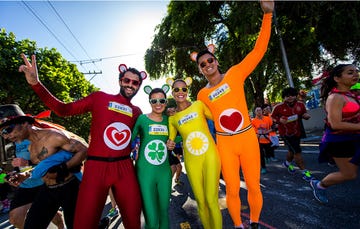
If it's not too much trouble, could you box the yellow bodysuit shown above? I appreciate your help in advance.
[168,101,222,229]
[197,13,272,226]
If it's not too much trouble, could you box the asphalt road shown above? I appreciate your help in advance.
[1,141,359,229]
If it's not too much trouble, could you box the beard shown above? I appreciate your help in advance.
[120,86,139,99]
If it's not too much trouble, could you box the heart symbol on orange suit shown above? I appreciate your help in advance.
[106,127,131,146]
[220,112,242,132]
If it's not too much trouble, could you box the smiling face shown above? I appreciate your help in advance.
[172,80,188,103]
[119,71,141,99]
[149,92,167,115]
[197,53,218,77]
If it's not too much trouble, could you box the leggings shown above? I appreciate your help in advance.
[217,129,262,226]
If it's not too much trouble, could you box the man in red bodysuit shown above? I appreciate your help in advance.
[19,54,145,229]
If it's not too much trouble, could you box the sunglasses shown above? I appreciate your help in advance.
[1,124,16,136]
[199,57,215,68]
[121,77,140,86]
[173,87,188,93]
[149,98,167,105]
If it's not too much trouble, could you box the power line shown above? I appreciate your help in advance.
[47,0,100,72]
[21,1,82,66]
[69,53,137,65]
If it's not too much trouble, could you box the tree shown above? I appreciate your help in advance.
[0,29,97,139]
[145,1,360,108]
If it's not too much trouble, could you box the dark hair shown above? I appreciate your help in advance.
[148,88,167,99]
[171,79,187,88]
[320,64,352,102]
[196,50,216,64]
[281,87,298,99]
[261,104,272,110]
[119,67,143,86]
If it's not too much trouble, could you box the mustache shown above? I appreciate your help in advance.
[124,86,135,91]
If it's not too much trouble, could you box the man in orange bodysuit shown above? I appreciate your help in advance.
[192,1,274,228]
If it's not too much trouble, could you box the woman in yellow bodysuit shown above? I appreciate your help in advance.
[191,1,274,228]
[167,78,222,229]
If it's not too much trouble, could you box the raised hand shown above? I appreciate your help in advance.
[18,53,40,85]
[260,0,274,14]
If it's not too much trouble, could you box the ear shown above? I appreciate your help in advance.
[140,71,147,80]
[184,77,193,86]
[143,85,153,95]
[118,64,127,73]
[207,44,216,53]
[162,84,170,94]
[190,52,198,62]
[166,78,174,87]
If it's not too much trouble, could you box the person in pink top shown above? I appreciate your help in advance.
[311,64,360,204]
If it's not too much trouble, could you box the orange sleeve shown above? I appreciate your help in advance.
[227,13,272,83]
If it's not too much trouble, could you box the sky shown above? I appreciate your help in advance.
[0,0,170,113]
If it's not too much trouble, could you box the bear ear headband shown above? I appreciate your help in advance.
[143,84,170,95]
[190,44,216,62]
[166,77,193,88]
[118,64,148,80]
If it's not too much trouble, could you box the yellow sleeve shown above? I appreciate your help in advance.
[202,101,213,121]
[168,116,177,141]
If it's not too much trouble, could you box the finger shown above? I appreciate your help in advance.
[31,54,37,68]
[20,53,31,66]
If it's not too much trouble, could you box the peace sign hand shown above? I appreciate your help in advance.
[19,53,40,86]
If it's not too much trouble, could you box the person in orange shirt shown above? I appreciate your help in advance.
[251,107,274,174]
[191,1,274,228]
[262,104,279,161]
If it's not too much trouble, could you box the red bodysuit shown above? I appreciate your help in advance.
[32,83,142,229]
[197,13,272,226]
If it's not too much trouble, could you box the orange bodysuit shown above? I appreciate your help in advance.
[197,13,272,226]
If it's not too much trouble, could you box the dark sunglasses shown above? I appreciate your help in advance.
[173,87,188,93]
[149,98,167,105]
[199,57,215,68]
[1,124,16,136]
[121,77,140,86]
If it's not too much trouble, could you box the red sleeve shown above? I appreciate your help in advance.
[31,82,92,116]
[271,104,281,123]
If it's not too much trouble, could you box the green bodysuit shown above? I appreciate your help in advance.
[168,101,222,229]
[131,114,172,229]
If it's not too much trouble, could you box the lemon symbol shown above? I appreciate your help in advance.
[185,131,209,155]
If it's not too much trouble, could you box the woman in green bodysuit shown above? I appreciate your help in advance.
[131,86,172,229]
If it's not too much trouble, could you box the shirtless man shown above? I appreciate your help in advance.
[0,104,87,229]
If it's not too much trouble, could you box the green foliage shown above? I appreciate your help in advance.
[145,1,360,108]
[0,28,98,139]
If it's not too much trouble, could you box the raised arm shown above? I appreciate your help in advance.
[19,53,40,85]
[19,53,92,116]
[260,0,274,14]
[228,0,273,81]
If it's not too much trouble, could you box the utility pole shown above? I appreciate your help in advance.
[273,10,294,87]
[82,71,102,82]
